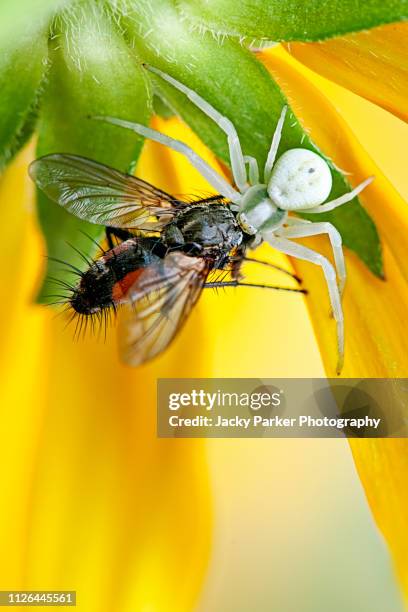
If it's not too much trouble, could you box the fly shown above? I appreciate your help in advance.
[29,154,305,366]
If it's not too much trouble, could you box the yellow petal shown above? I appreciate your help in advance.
[0,114,324,612]
[286,22,408,123]
[0,144,211,610]
[261,45,408,599]
[266,44,408,289]
[1,52,405,608]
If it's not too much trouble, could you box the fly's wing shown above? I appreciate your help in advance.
[29,153,179,230]
[117,252,209,366]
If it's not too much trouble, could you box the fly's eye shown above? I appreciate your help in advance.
[267,148,332,211]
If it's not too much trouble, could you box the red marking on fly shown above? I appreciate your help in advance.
[112,269,144,302]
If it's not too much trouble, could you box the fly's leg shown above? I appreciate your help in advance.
[242,256,302,283]
[204,280,306,293]
[182,242,203,256]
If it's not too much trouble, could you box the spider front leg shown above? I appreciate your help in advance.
[94,116,241,204]
[244,156,260,186]
[145,65,249,193]
[264,106,287,183]
[265,234,344,373]
[278,220,346,295]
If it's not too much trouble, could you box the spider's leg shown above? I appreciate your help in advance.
[306,176,374,213]
[243,155,260,186]
[145,65,248,192]
[264,106,287,183]
[285,216,311,226]
[93,116,241,204]
[279,220,346,295]
[265,234,344,373]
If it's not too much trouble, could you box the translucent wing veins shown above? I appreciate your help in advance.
[117,252,209,365]
[29,153,179,230]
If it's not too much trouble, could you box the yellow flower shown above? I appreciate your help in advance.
[0,19,407,610]
[0,145,212,610]
[261,43,408,600]
[286,22,408,123]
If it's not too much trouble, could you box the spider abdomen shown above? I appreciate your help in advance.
[267,148,333,210]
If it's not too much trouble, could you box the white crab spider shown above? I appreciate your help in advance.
[97,64,374,372]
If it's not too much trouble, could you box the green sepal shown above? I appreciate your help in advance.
[0,1,72,168]
[153,95,175,119]
[36,4,152,303]
[175,0,407,42]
